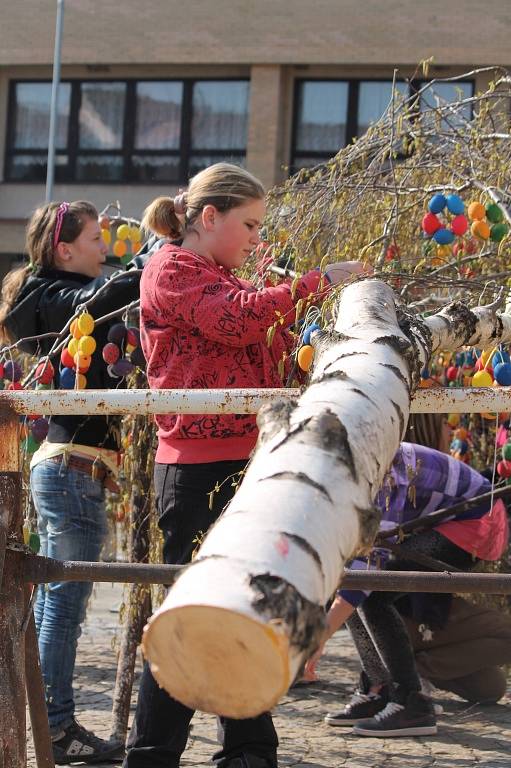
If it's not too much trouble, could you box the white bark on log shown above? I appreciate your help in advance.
[142,279,511,719]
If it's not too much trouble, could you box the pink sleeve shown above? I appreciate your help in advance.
[149,256,324,348]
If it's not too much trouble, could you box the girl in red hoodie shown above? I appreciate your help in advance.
[125,162,365,768]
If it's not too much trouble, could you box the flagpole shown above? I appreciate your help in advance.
[45,0,65,203]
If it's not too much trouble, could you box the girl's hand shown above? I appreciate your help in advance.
[302,643,325,681]
[325,260,372,285]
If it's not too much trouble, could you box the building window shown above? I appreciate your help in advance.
[5,78,249,183]
[291,78,474,172]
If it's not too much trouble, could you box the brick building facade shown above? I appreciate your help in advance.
[0,0,509,267]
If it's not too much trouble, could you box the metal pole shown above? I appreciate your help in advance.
[19,554,511,594]
[45,0,65,203]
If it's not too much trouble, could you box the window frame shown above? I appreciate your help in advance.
[4,76,250,184]
[290,77,475,173]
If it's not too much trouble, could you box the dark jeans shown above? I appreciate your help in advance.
[124,460,279,768]
[348,530,477,703]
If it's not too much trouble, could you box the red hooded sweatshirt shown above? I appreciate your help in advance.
[140,244,324,464]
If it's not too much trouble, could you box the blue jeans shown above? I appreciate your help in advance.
[31,459,108,732]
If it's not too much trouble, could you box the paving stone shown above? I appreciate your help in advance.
[27,583,511,767]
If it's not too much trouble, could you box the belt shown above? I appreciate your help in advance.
[46,453,108,482]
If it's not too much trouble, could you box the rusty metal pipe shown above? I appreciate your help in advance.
[1,386,511,416]
[20,553,511,594]
[25,611,55,768]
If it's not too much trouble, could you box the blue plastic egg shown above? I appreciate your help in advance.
[494,362,511,386]
[428,194,447,214]
[446,194,465,215]
[60,367,76,389]
[492,349,511,368]
[433,228,455,245]
[303,323,321,345]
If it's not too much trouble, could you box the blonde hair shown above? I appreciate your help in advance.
[0,200,98,343]
[141,162,265,238]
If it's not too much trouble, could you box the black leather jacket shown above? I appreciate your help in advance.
[5,256,147,450]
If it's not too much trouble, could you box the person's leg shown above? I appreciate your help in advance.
[353,530,472,737]
[30,460,108,734]
[125,460,278,768]
[324,611,390,727]
[429,666,508,704]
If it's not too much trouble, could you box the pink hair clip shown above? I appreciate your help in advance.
[53,202,70,249]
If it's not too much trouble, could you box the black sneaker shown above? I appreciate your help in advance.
[217,755,276,768]
[51,719,125,764]
[324,671,389,727]
[352,691,437,737]
[324,689,388,727]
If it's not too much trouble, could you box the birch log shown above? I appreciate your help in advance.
[142,279,511,719]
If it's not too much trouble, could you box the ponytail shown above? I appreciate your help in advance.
[141,197,184,239]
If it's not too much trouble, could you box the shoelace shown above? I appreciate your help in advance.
[373,702,404,722]
[349,691,379,706]
[64,722,110,750]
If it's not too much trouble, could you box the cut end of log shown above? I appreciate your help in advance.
[142,605,291,718]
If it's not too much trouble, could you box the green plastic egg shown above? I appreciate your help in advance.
[490,222,509,243]
[486,203,504,223]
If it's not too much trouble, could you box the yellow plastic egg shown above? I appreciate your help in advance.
[67,338,79,357]
[436,244,451,259]
[78,335,97,356]
[447,413,460,428]
[129,225,141,242]
[101,228,111,245]
[76,373,87,390]
[471,370,493,387]
[297,345,314,372]
[77,312,95,336]
[116,224,130,240]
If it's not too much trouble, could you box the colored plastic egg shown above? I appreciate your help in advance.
[468,201,486,221]
[108,323,127,345]
[422,212,441,236]
[76,373,87,390]
[102,343,120,365]
[446,194,464,215]
[490,222,509,242]
[471,369,493,387]
[303,323,321,346]
[60,367,76,389]
[77,313,95,336]
[126,327,140,348]
[471,220,490,240]
[101,228,111,246]
[450,215,468,236]
[73,352,91,373]
[60,348,74,368]
[447,413,460,428]
[502,443,511,461]
[31,417,49,442]
[35,360,54,385]
[497,460,511,478]
[494,362,511,386]
[297,345,314,372]
[22,433,40,454]
[492,350,511,368]
[446,366,458,381]
[111,358,135,378]
[67,338,79,358]
[486,203,504,223]
[428,194,447,214]
[116,224,130,240]
[433,228,455,245]
[70,319,83,339]
[113,240,127,257]
[129,226,141,242]
[78,335,97,356]
[4,360,23,382]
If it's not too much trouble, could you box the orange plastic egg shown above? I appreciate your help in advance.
[467,201,486,221]
[113,240,127,257]
[471,220,490,240]
[297,345,314,372]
